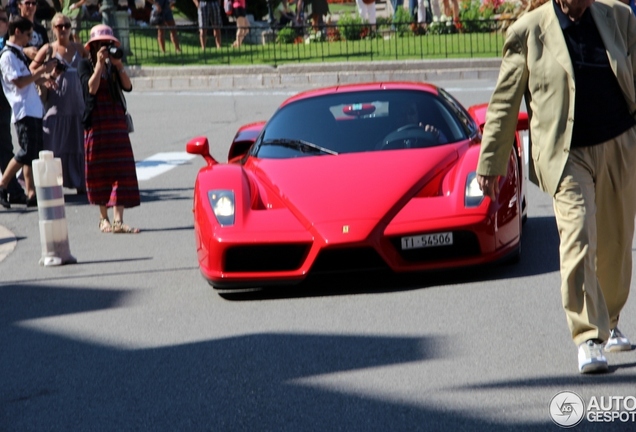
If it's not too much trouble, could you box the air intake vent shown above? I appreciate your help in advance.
[224,244,310,272]
[311,247,389,273]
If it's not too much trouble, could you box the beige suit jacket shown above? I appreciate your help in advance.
[477,0,636,196]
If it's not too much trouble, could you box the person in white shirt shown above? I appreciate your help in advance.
[0,15,55,209]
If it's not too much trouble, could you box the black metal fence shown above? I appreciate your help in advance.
[77,19,515,66]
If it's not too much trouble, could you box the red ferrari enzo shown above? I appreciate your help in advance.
[186,82,528,289]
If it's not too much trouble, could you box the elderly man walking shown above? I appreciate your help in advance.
[477,0,636,374]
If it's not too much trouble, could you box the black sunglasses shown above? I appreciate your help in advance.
[55,23,71,30]
[22,1,37,6]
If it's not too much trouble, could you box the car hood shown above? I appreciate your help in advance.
[247,145,461,230]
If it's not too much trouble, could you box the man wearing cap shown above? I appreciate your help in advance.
[0,16,55,208]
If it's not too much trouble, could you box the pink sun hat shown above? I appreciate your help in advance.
[84,24,120,50]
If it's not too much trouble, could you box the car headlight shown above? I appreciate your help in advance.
[465,172,484,207]
[208,190,235,226]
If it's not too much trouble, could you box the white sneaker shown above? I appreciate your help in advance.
[605,327,632,352]
[578,340,608,374]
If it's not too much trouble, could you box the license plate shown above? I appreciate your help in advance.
[401,232,453,250]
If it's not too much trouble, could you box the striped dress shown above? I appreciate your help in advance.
[84,76,140,208]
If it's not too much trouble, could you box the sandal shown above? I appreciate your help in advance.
[112,220,140,234]
[99,218,112,233]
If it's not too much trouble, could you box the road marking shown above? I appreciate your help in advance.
[135,152,196,181]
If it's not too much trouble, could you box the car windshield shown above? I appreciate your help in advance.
[252,89,473,159]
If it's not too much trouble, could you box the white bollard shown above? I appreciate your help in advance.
[32,150,77,266]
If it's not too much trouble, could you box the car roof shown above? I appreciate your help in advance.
[280,82,441,108]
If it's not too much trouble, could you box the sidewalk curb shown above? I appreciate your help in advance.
[127,59,503,90]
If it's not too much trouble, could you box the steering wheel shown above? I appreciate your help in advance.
[377,124,439,150]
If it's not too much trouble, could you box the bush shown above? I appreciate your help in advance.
[305,29,327,43]
[392,5,412,35]
[277,25,297,44]
[428,15,458,35]
[458,0,496,33]
[337,13,368,41]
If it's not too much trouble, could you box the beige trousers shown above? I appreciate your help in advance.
[553,127,636,346]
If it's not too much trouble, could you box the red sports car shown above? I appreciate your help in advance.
[186,82,529,289]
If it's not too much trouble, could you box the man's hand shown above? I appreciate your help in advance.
[477,174,499,201]
[37,76,57,91]
[422,123,440,137]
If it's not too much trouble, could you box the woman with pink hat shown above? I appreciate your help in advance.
[78,24,140,234]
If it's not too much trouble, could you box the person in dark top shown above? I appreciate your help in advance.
[16,0,49,62]
[78,24,140,234]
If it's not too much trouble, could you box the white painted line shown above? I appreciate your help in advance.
[0,225,17,263]
[135,152,196,181]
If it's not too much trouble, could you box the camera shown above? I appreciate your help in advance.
[107,43,124,60]
[54,59,68,73]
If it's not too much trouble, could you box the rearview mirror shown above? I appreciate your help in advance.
[516,112,529,131]
[186,136,217,166]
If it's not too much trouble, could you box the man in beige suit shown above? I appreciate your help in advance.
[477,0,636,374]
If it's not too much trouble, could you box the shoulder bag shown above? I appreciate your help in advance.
[112,66,134,133]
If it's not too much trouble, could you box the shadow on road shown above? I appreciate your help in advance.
[0,283,555,431]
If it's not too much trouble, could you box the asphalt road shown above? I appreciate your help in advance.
[1,79,635,431]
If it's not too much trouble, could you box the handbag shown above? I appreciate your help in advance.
[113,66,134,133]
[224,0,233,16]
[149,8,164,26]
[125,112,134,133]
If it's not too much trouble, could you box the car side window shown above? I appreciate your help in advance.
[438,88,479,138]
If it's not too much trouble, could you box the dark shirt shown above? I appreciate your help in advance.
[29,22,49,50]
[554,1,635,147]
[77,59,131,129]
[2,21,49,54]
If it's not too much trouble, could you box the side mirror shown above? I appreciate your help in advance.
[228,121,266,161]
[186,136,217,167]
[516,112,529,131]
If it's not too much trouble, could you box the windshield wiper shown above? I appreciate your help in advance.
[261,139,339,155]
